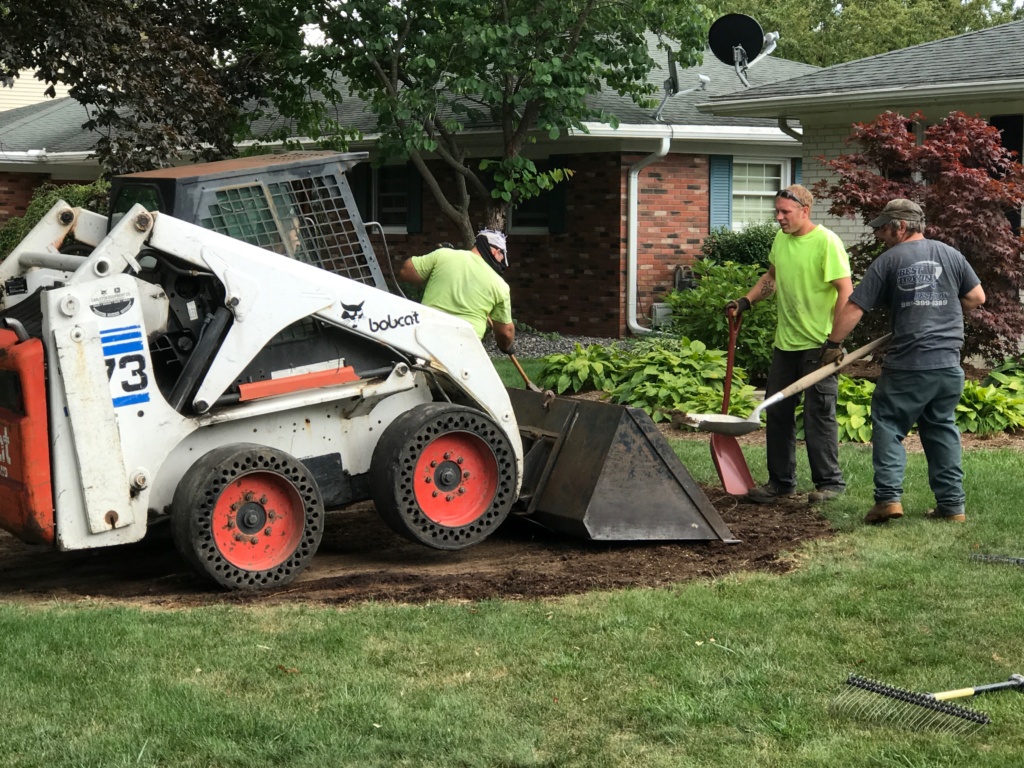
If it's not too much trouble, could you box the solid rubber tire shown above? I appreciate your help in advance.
[369,403,516,550]
[170,443,324,590]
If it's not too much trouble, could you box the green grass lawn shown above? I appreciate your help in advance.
[1,401,1021,766]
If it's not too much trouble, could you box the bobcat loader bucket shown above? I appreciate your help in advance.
[508,389,737,542]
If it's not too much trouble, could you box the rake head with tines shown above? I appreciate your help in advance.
[830,673,1024,736]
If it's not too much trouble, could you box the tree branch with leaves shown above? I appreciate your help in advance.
[311,0,709,244]
[815,110,1024,363]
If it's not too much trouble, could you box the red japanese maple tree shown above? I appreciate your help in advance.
[815,110,1024,363]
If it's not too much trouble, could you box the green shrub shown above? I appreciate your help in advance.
[537,342,625,394]
[699,221,777,266]
[983,357,1024,392]
[537,336,758,423]
[0,180,110,259]
[796,375,876,443]
[956,379,1024,434]
[662,260,776,382]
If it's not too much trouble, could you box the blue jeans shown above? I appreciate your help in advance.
[764,347,845,493]
[871,367,965,514]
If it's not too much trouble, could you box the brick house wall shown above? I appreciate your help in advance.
[2,149,715,338]
[0,172,45,222]
[369,151,711,338]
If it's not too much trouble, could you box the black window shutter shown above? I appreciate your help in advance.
[547,154,569,234]
[405,163,423,234]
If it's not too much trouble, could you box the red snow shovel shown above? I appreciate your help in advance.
[712,311,756,495]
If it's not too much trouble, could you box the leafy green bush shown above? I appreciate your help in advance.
[537,342,624,394]
[794,367,1024,443]
[699,221,777,266]
[537,336,758,423]
[956,380,1024,434]
[662,259,776,382]
[0,180,110,259]
[983,357,1024,392]
[796,375,876,443]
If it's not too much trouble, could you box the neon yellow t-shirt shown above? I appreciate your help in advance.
[769,225,851,350]
[412,247,512,338]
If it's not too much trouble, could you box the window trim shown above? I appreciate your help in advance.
[730,156,793,231]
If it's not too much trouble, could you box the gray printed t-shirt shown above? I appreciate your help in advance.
[849,239,980,370]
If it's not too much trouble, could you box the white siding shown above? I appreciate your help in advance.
[798,118,869,247]
[0,71,70,112]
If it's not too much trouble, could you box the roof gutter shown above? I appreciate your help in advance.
[577,122,796,143]
[626,129,673,335]
[0,150,95,165]
[699,78,1024,117]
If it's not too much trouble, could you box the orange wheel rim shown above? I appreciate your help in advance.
[413,432,498,526]
[211,471,305,571]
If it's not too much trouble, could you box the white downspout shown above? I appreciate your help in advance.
[626,133,672,335]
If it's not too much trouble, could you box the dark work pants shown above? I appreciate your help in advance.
[870,367,965,514]
[764,347,845,493]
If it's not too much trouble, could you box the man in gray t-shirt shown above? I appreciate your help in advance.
[822,199,986,525]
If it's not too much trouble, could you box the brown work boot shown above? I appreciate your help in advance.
[925,509,966,523]
[863,501,904,525]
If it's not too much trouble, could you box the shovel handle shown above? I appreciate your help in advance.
[509,352,543,394]
[722,312,742,414]
[755,333,893,416]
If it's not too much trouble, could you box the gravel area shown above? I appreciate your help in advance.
[482,331,635,359]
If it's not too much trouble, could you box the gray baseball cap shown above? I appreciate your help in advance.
[869,199,924,228]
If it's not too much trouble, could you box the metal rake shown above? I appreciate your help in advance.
[830,673,1024,736]
[970,553,1024,567]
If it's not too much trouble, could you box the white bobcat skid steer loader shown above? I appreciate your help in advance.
[0,153,734,591]
[0,202,523,589]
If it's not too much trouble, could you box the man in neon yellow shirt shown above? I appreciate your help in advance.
[725,185,853,505]
[398,230,516,354]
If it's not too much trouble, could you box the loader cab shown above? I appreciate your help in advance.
[107,181,172,226]
[107,151,388,290]
[106,152,404,412]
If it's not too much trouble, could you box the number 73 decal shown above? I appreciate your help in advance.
[101,325,151,407]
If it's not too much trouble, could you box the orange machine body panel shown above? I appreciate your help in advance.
[0,329,54,545]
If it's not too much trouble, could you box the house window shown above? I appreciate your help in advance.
[505,157,568,235]
[732,160,785,229]
[349,162,422,234]
[374,166,410,229]
[509,192,550,233]
[708,155,800,232]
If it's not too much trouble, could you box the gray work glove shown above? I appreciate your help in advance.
[724,297,751,317]
[502,341,518,357]
[820,339,845,366]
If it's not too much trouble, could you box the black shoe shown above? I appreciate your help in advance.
[745,483,795,505]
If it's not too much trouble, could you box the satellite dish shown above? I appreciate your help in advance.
[651,48,710,121]
[708,14,779,87]
[666,49,680,96]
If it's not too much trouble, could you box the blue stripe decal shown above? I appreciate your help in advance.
[101,325,141,336]
[101,331,143,344]
[113,393,150,407]
[102,340,144,356]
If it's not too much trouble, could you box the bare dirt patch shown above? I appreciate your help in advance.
[0,486,831,609]
[3,370,1018,609]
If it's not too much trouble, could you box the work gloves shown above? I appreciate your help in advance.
[502,341,518,357]
[820,339,845,366]
[724,297,751,316]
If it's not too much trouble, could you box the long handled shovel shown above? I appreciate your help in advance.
[711,311,755,494]
[684,333,893,437]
